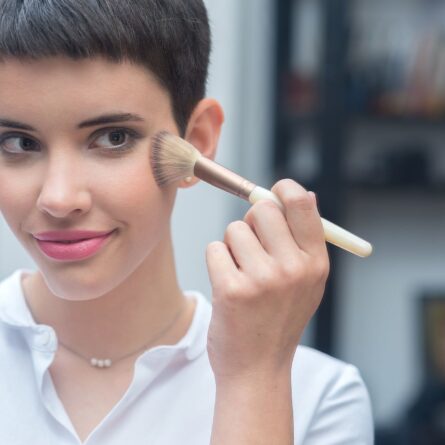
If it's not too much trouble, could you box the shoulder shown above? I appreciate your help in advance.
[291,345,374,444]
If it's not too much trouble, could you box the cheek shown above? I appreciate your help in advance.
[96,158,176,229]
[0,172,31,228]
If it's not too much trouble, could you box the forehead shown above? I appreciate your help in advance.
[0,57,172,128]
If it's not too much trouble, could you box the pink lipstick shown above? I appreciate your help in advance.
[33,230,115,261]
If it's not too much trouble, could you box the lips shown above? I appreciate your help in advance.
[33,230,116,261]
[33,230,115,242]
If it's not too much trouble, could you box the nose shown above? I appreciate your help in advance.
[36,152,92,218]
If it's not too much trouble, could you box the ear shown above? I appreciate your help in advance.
[178,98,225,189]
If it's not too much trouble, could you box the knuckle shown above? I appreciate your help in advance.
[223,278,261,304]
[245,199,279,222]
[253,259,293,294]
[206,241,229,265]
[219,278,243,300]
[225,220,248,241]
[271,179,314,212]
[206,240,223,254]
[272,178,307,198]
[226,220,248,233]
[274,178,298,191]
[313,256,330,282]
[278,258,302,281]
[284,191,313,211]
[223,263,276,297]
[323,259,331,279]
[255,198,279,211]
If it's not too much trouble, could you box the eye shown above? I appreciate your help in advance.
[0,128,143,158]
[0,135,39,154]
[91,128,140,152]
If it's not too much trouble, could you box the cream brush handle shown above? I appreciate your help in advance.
[193,157,372,257]
[249,186,373,258]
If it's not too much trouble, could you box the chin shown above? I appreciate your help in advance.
[37,264,123,302]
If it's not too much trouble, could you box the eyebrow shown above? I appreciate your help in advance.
[0,113,145,131]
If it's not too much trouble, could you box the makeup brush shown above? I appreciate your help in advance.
[151,131,373,258]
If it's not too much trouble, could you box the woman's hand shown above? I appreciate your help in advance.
[207,179,330,444]
[206,178,330,382]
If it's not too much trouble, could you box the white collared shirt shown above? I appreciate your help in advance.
[0,269,374,444]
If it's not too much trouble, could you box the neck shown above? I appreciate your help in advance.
[22,231,194,362]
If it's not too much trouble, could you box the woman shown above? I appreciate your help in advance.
[0,1,373,444]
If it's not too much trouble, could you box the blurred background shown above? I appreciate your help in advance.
[1,0,445,443]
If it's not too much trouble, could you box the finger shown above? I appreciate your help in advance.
[244,199,300,260]
[308,191,317,206]
[206,241,240,291]
[271,179,325,255]
[223,220,270,274]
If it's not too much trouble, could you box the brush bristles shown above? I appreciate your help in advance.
[150,131,202,187]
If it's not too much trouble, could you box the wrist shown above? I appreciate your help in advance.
[211,365,294,445]
[214,362,293,393]
[213,355,294,386]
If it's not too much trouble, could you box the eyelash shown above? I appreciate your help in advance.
[0,127,143,158]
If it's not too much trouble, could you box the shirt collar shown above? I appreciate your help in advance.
[0,268,211,361]
[0,268,36,328]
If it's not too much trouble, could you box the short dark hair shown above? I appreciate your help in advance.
[0,0,211,135]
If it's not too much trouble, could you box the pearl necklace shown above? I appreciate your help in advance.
[56,302,187,369]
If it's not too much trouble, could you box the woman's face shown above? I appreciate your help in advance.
[0,57,179,300]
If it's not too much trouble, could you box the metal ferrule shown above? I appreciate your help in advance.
[194,157,256,201]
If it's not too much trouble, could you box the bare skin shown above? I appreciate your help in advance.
[207,186,329,444]
[0,57,329,444]
[23,272,196,442]
[0,57,217,442]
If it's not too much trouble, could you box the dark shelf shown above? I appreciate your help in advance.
[347,181,445,195]
[284,111,319,129]
[275,171,445,196]
[272,0,445,356]
[284,110,445,129]
[352,114,445,128]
